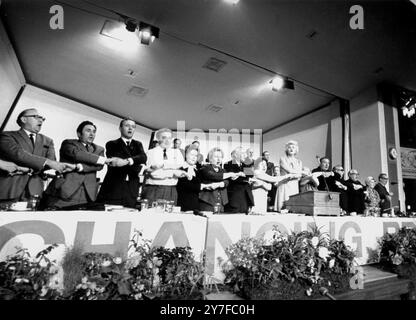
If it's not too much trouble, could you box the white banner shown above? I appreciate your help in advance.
[1,212,415,281]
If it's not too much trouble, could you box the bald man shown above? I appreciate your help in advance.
[0,108,74,203]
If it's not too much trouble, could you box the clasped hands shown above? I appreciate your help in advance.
[105,157,130,167]
[3,162,32,176]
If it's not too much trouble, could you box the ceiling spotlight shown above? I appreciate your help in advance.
[138,21,159,45]
[125,19,138,32]
[270,76,294,92]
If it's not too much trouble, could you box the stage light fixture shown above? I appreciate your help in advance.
[270,76,295,92]
[125,19,138,32]
[138,21,159,45]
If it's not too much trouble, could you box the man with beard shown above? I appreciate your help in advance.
[97,118,147,208]
[43,121,120,209]
[0,108,74,204]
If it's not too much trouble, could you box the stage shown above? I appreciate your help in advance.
[1,211,415,281]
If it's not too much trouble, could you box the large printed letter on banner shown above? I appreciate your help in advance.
[152,222,190,248]
[0,221,65,251]
[74,222,132,258]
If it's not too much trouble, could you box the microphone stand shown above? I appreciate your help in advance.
[319,287,336,300]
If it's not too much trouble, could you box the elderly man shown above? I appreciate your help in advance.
[344,169,365,215]
[97,118,147,208]
[243,148,255,167]
[43,121,119,209]
[173,138,185,158]
[0,108,73,203]
[374,173,393,214]
[224,147,254,214]
[141,128,186,205]
[329,165,349,214]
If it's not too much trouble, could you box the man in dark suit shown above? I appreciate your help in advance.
[262,151,276,210]
[312,157,334,191]
[97,118,147,208]
[344,169,365,215]
[0,108,73,203]
[224,147,254,214]
[374,173,393,214]
[43,121,117,209]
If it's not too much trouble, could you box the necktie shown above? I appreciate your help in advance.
[86,144,93,153]
[163,149,168,160]
[29,134,35,147]
[126,141,130,148]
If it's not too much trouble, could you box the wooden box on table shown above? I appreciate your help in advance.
[285,190,340,216]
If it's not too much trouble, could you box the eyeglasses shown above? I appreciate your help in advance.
[336,168,344,171]
[24,115,46,121]
[350,172,359,175]
[380,177,389,180]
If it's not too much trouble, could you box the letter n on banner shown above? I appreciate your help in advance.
[205,221,233,276]
[74,222,131,258]
[152,222,190,248]
[0,221,65,252]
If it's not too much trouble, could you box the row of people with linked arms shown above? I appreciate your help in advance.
[0,109,393,215]
[0,108,147,209]
[268,140,393,216]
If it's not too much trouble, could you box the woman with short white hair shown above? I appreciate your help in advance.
[274,140,303,212]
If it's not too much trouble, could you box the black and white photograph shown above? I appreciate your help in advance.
[0,0,416,308]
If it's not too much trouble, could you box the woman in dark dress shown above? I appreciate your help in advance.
[198,147,239,213]
[176,146,216,212]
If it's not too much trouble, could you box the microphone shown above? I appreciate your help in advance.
[319,287,336,300]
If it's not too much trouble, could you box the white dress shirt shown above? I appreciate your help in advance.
[146,145,184,186]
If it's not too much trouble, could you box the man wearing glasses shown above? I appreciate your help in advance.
[374,173,393,214]
[344,169,365,215]
[0,108,74,203]
[329,165,349,214]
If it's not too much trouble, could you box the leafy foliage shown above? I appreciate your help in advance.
[222,226,356,299]
[0,244,61,300]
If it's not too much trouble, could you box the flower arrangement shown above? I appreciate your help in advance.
[0,244,62,300]
[0,231,207,300]
[67,230,206,300]
[222,226,356,299]
[379,226,416,299]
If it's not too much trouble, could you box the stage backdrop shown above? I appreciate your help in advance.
[2,85,153,181]
[1,212,415,281]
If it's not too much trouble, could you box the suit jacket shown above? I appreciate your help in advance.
[176,166,201,211]
[45,139,104,201]
[311,166,332,191]
[98,138,147,206]
[374,182,389,200]
[0,129,56,200]
[344,178,365,213]
[224,160,254,212]
[265,161,275,176]
[199,164,229,207]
